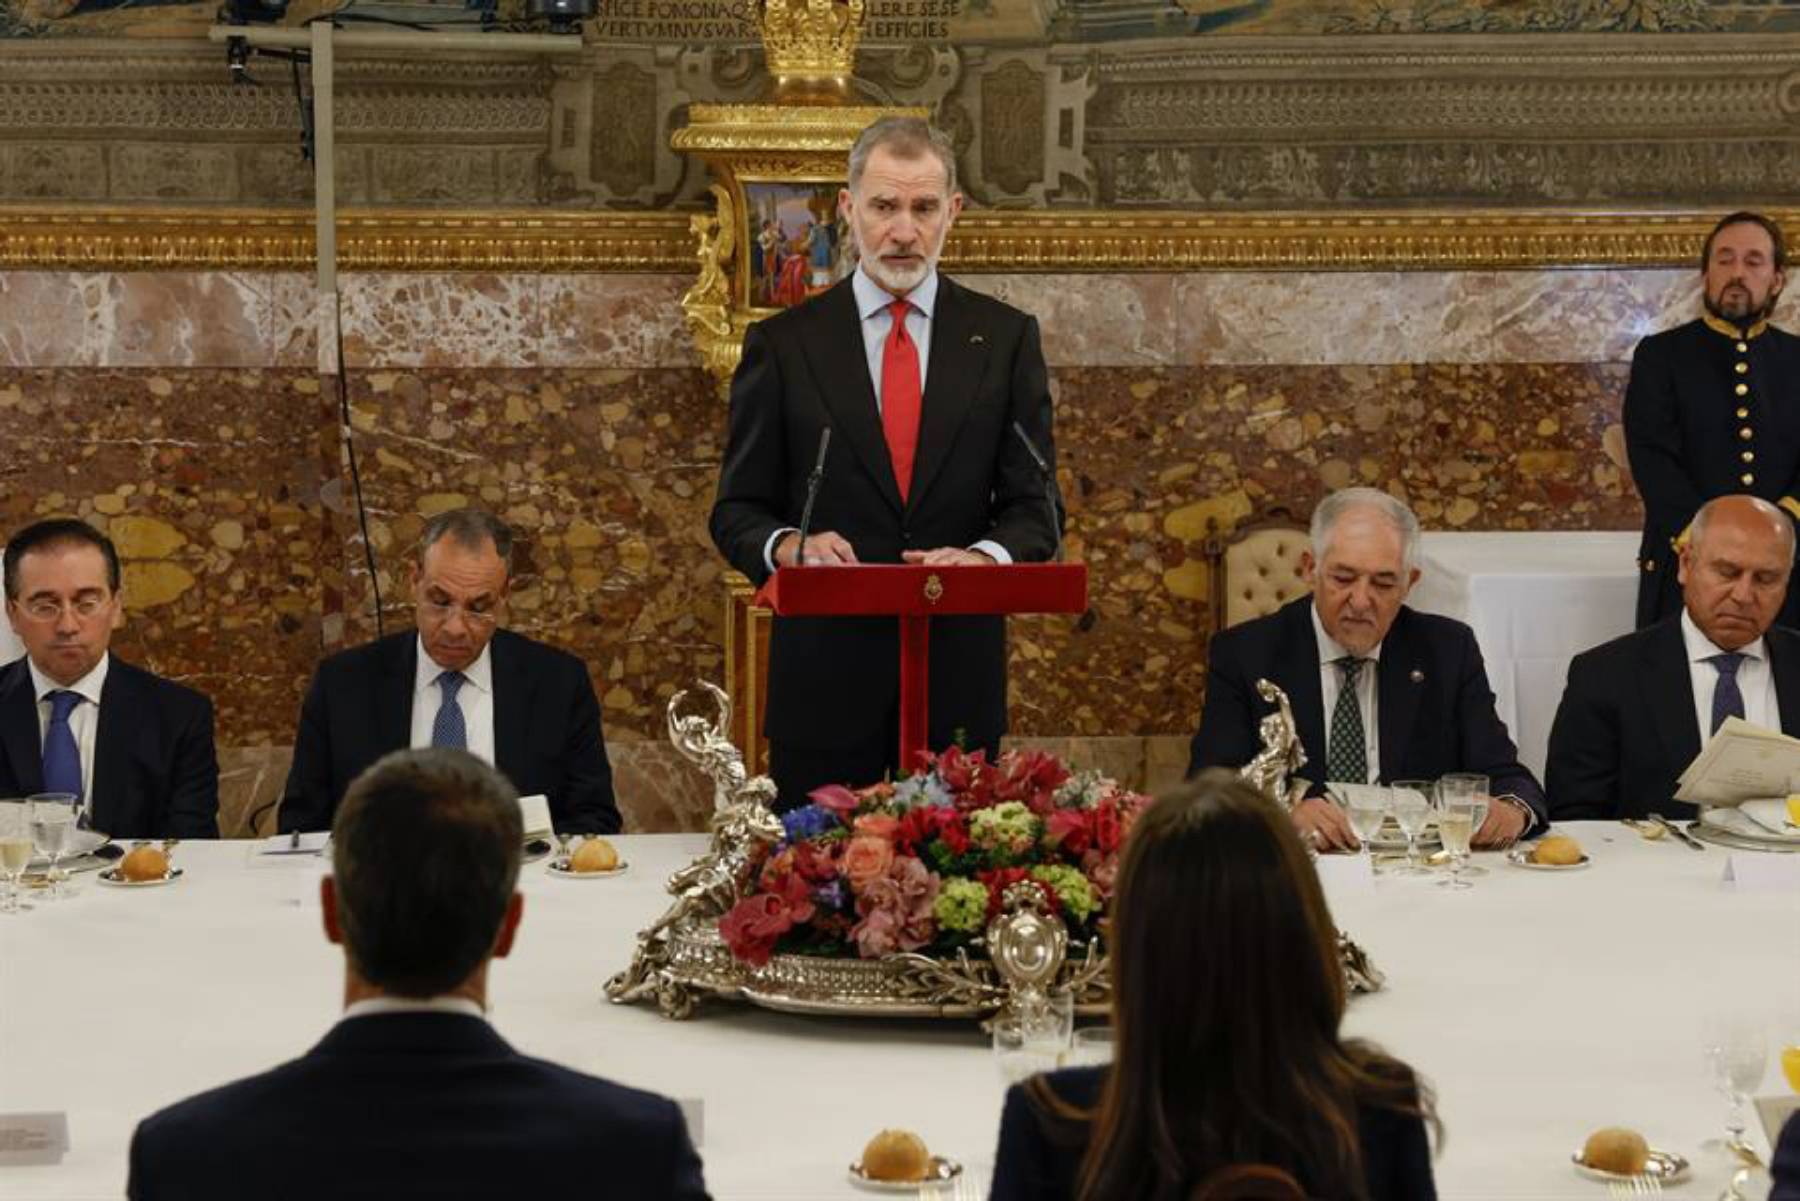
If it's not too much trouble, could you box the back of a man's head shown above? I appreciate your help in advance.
[331,748,522,998]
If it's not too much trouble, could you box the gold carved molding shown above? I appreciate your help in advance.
[4,205,1799,273]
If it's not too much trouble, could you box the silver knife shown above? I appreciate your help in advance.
[1649,812,1705,850]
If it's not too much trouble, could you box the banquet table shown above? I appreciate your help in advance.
[1411,531,1642,783]
[1,829,1790,1201]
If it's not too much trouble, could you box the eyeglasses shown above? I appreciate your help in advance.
[418,598,500,628]
[16,595,112,623]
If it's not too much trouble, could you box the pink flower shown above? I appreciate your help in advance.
[842,835,895,894]
[851,857,940,957]
[853,813,901,841]
[810,785,861,817]
[850,904,902,957]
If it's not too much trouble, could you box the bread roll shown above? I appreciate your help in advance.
[861,1129,931,1182]
[1581,1127,1649,1175]
[569,838,619,873]
[1529,835,1583,866]
[119,846,170,882]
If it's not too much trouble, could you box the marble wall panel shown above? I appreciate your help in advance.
[958,274,1180,367]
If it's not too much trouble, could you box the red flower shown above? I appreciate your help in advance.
[810,784,861,817]
[791,839,839,884]
[977,866,1060,921]
[719,893,792,966]
[938,815,971,856]
[1093,799,1124,855]
[997,750,1071,814]
[1044,808,1094,856]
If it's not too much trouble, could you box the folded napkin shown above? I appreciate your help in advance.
[1702,800,1800,841]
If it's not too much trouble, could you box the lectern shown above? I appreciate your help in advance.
[756,563,1089,774]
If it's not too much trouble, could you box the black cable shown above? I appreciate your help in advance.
[333,289,385,639]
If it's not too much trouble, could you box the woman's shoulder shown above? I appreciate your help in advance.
[1032,1065,1107,1109]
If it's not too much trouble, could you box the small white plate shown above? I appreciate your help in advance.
[848,1156,962,1193]
[1508,849,1591,871]
[97,866,185,888]
[1570,1147,1689,1184]
[546,859,630,879]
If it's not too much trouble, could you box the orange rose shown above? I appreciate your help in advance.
[842,835,895,894]
[853,813,901,841]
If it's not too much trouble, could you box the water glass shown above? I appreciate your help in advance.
[1440,773,1490,876]
[992,991,1074,1086]
[1435,795,1478,891]
[1701,1012,1768,1153]
[30,793,77,901]
[1337,789,1389,876]
[0,800,33,914]
[1389,781,1433,876]
[1069,1026,1114,1067]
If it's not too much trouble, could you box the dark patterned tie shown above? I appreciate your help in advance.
[1709,652,1746,735]
[431,672,468,750]
[42,690,83,800]
[1326,658,1368,784]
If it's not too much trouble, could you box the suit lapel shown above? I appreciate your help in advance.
[1644,619,1701,770]
[907,276,991,513]
[379,636,418,758]
[490,633,531,786]
[1376,609,1425,780]
[1277,602,1329,783]
[90,663,137,834]
[0,662,44,795]
[798,280,904,515]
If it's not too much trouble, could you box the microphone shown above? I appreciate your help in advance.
[792,427,832,567]
[1012,421,1063,562]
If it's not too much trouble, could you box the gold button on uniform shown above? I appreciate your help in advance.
[1737,383,1750,396]
[1743,473,1757,485]
[1736,362,1750,374]
[1741,427,1754,440]
[1738,342,1749,352]
[1744,451,1756,463]
[1738,407,1751,418]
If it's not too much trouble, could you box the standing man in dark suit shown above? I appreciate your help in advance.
[279,508,619,834]
[1188,488,1544,851]
[710,116,1060,809]
[0,518,217,838]
[1626,211,1800,628]
[1547,494,1800,821]
[129,747,709,1201]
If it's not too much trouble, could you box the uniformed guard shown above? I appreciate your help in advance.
[1624,211,1800,628]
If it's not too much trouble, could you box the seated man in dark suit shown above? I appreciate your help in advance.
[0,519,217,838]
[1774,1110,1800,1201]
[129,747,709,1201]
[280,507,619,834]
[1547,493,1800,821]
[1189,487,1545,852]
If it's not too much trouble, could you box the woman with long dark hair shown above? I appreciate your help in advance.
[989,770,1439,1201]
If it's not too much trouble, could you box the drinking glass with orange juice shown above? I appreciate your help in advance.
[1782,1043,1800,1094]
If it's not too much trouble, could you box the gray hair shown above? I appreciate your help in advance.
[1309,487,1422,576]
[418,507,514,574]
[1689,494,1797,562]
[846,116,958,197]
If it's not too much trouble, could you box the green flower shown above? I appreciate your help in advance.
[1031,864,1098,924]
[969,801,1040,856]
[933,877,989,933]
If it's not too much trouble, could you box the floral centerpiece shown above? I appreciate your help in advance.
[718,746,1152,969]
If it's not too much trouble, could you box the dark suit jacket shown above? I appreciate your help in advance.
[1545,616,1800,821]
[278,629,619,835]
[127,1012,710,1201]
[1187,597,1547,824]
[989,1065,1436,1201]
[0,656,217,839]
[708,272,1059,751]
[1773,1111,1800,1201]
[1624,317,1800,628]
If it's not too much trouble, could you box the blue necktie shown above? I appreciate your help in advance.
[42,690,84,800]
[1709,652,1747,734]
[431,672,468,750]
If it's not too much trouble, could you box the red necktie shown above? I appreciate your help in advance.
[880,299,923,502]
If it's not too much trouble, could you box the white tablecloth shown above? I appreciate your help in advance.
[0,830,1789,1200]
[1411,532,1642,783]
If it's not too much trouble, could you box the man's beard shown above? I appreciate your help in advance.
[1705,280,1782,324]
[850,228,940,295]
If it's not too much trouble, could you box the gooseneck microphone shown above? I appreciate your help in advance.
[1012,421,1063,562]
[792,427,832,566]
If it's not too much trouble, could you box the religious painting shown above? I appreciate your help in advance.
[742,180,847,311]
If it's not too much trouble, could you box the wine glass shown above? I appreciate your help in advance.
[1700,1012,1768,1157]
[1434,793,1477,890]
[1440,774,1490,877]
[1389,781,1433,876]
[992,991,1073,1086]
[1337,789,1389,876]
[0,800,33,914]
[30,793,76,901]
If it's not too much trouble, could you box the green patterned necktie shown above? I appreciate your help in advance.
[1326,657,1368,784]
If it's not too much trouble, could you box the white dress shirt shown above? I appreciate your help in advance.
[1312,606,1382,785]
[409,637,496,765]
[1681,610,1778,741]
[762,264,1010,570]
[340,995,487,1024]
[28,652,108,800]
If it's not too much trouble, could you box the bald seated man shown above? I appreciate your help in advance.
[1547,493,1800,821]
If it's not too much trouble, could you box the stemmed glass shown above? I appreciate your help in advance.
[1338,789,1390,877]
[0,801,34,914]
[1389,781,1433,876]
[1434,790,1478,890]
[992,990,1074,1086]
[30,793,77,901]
[1440,774,1490,877]
[1700,1012,1768,1158]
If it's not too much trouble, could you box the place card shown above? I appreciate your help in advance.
[0,1112,67,1166]
[1314,851,1376,894]
[516,794,553,839]
[1756,1094,1799,1143]
[1722,852,1800,892]
[677,1097,704,1147]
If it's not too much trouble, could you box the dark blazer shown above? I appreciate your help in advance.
[0,656,217,839]
[278,629,619,835]
[127,1012,710,1201]
[1187,597,1547,824]
[1773,1110,1800,1201]
[1624,317,1800,628]
[1546,616,1800,821]
[708,273,1059,752]
[989,1065,1436,1201]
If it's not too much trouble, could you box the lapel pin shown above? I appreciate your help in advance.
[970,334,985,345]
[1409,669,1425,683]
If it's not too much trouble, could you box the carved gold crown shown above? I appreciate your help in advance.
[757,0,865,88]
